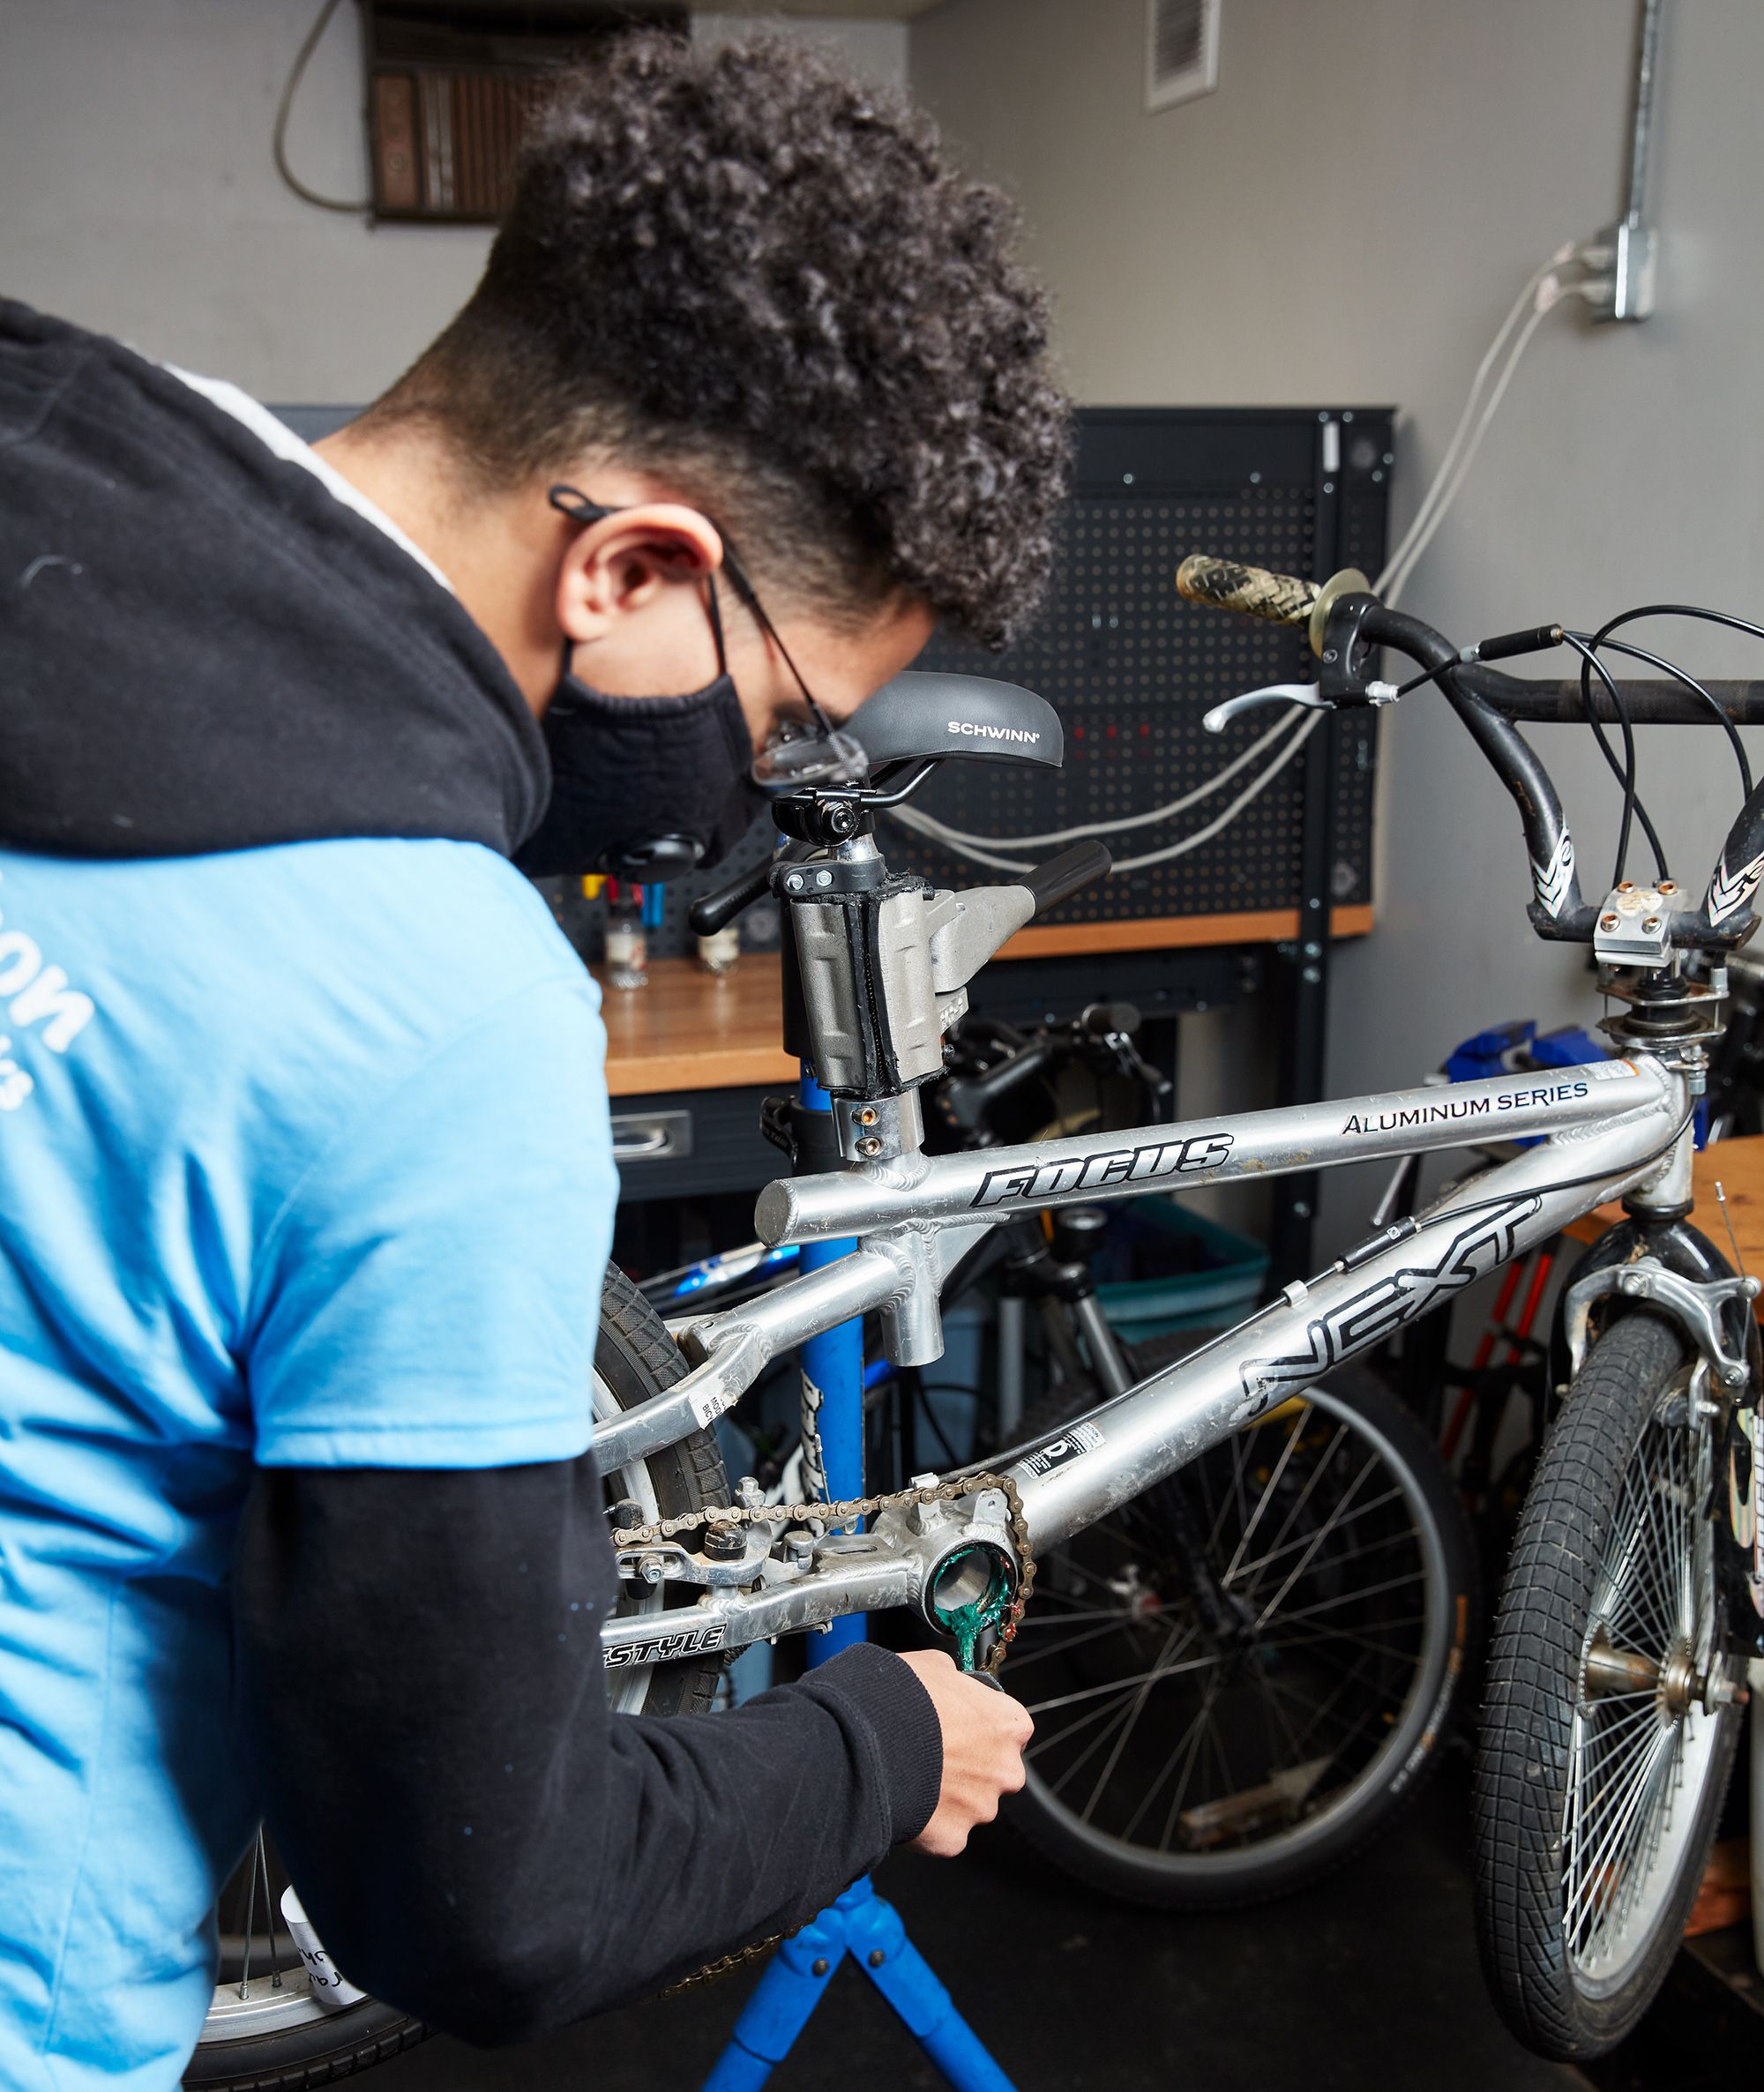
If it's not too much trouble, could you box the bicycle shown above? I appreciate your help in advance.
[643,1002,1477,1914]
[191,571,1764,2081]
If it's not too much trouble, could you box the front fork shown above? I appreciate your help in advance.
[1559,1207,1764,1655]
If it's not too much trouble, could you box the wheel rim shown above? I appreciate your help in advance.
[198,1365,653,2047]
[1011,1382,1453,1880]
[1564,1380,1726,1998]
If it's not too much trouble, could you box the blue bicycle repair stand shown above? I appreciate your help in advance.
[700,1075,1017,2092]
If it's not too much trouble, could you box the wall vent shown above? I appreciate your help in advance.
[364,3,687,224]
[1144,0,1219,114]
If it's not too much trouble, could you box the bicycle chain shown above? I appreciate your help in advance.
[617,1473,1037,2000]
[609,1469,1037,1677]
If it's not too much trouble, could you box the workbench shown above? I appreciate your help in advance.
[595,904,1374,1207]
[1569,1134,1764,1312]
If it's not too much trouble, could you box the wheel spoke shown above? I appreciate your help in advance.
[1271,1643,1386,1756]
[1566,1725,1674,1946]
[1218,1403,1311,1586]
[1248,1657,1308,1763]
[1234,1421,1353,1590]
[1571,1715,1671,1861]
[1155,1677,1227,1850]
[1227,1493,1411,1594]
[1257,1565,1427,1632]
[1079,1628,1197,1822]
[1260,1615,1428,1665]
[1015,1604,1138,1630]
[1251,1451,1385,1629]
[1023,1640,1216,1720]
[1005,1618,1145,1670]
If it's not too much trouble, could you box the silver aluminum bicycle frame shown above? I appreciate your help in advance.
[600,1050,1687,1669]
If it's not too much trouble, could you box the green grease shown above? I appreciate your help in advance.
[931,1545,1013,1673]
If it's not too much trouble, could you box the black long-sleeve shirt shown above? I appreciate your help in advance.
[233,1453,943,2044]
[0,302,945,2056]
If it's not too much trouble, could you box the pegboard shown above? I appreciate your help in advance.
[551,407,1393,960]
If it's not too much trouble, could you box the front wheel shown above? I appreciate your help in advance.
[185,1266,727,2088]
[1473,1311,1745,2060]
[1004,1332,1476,1909]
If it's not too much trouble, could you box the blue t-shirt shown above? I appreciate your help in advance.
[0,839,614,2089]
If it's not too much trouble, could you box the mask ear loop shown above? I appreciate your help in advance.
[549,485,615,684]
[702,570,729,677]
[547,484,831,732]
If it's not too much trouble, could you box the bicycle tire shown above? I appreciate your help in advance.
[184,1265,727,2089]
[1004,1330,1476,1910]
[1473,1311,1744,2061]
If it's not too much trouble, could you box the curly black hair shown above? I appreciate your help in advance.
[374,30,1071,647]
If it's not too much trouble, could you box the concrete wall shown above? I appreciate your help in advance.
[694,10,907,82]
[6,0,1758,1243]
[909,0,1764,1241]
[0,2,904,404]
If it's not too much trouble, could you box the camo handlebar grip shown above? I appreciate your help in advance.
[1175,555,1321,628]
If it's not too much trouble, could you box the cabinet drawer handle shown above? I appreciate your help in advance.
[613,1128,669,1157]
[609,1110,692,1162]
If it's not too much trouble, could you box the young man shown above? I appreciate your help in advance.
[0,29,1069,2086]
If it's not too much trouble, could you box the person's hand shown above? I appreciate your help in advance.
[894,1648,1034,1857]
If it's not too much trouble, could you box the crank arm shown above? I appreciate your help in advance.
[602,1533,916,1670]
[600,1487,1020,1670]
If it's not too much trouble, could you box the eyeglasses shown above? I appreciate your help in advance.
[548,483,869,797]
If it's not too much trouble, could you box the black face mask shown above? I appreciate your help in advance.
[512,484,839,884]
[512,645,763,883]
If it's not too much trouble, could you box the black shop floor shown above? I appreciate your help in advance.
[370,1752,1585,2092]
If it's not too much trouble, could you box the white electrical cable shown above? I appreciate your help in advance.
[1374,245,1573,597]
[1091,709,1320,874]
[889,707,1320,877]
[1379,277,1565,603]
[885,243,1580,877]
[890,703,1298,855]
[274,0,371,214]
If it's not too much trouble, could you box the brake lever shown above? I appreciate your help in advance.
[1201,683,1330,734]
[1204,673,1412,735]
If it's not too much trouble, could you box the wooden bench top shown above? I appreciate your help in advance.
[1567,1133,1764,1318]
[593,904,1374,1096]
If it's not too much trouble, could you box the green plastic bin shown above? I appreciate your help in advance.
[1093,1200,1269,1341]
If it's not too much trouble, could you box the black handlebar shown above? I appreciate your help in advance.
[936,1001,1153,1143]
[1178,551,1764,953]
[688,858,773,938]
[1470,671,1764,728]
[1020,841,1113,912]
[934,1036,1057,1140]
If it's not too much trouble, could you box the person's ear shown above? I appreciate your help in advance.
[555,505,724,644]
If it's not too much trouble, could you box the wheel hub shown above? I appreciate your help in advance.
[1583,1626,1745,1721]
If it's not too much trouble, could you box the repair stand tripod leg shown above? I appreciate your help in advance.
[699,1072,1017,2092]
[702,1880,1013,2092]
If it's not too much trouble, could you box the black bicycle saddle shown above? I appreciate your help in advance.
[845,670,1064,772]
